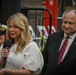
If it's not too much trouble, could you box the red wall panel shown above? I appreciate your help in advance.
[42,0,58,33]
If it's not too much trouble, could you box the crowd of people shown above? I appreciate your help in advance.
[0,9,76,75]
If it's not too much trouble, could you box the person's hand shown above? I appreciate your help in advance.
[0,69,13,75]
[0,69,7,75]
[0,70,2,75]
[0,70,3,75]
[1,48,10,58]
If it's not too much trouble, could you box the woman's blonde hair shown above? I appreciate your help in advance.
[6,13,31,53]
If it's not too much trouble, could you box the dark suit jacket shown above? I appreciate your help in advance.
[40,31,76,75]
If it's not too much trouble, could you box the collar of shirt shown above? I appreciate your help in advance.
[64,33,76,40]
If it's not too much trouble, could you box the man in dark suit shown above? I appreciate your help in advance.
[40,10,76,75]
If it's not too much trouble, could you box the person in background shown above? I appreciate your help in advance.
[40,9,76,75]
[0,24,7,50]
[0,24,7,67]
[0,13,44,75]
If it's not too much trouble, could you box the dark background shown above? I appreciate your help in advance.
[0,0,21,25]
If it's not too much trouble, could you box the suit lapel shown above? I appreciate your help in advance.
[55,32,64,64]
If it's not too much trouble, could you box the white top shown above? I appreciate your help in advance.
[4,41,44,74]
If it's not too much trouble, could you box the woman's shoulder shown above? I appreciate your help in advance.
[23,41,39,52]
[27,41,37,46]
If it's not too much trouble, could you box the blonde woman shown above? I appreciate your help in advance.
[0,13,44,75]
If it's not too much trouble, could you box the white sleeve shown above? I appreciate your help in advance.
[23,41,44,74]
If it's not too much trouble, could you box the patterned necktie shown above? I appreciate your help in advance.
[58,36,69,65]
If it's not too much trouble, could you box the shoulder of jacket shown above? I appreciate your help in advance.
[47,31,64,40]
